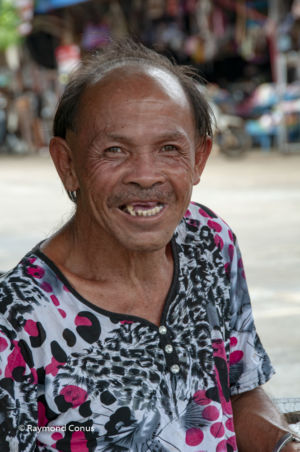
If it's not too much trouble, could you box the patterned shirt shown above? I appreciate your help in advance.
[0,202,274,452]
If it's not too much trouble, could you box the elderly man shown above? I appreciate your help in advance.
[0,41,299,452]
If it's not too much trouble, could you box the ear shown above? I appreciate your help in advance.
[49,137,79,192]
[193,135,212,185]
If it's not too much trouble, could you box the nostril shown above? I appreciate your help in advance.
[122,163,165,187]
[127,181,164,190]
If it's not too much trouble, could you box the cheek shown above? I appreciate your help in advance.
[168,159,196,182]
[76,159,116,194]
[170,170,195,205]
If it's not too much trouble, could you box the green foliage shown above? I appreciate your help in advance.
[0,0,22,51]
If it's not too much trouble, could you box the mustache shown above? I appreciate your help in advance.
[108,186,175,206]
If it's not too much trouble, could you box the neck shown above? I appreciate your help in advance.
[41,215,175,325]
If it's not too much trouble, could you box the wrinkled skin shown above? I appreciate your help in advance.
[50,67,211,256]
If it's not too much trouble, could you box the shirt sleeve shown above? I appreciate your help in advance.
[227,236,275,395]
[0,321,38,451]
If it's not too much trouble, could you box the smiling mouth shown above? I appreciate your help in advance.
[120,202,165,217]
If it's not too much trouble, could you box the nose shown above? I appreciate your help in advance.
[122,151,165,188]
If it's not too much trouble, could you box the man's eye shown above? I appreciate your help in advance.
[161,144,178,152]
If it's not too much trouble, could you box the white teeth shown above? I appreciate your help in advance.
[127,205,136,216]
[125,204,164,217]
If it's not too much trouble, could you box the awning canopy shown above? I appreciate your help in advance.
[34,0,89,14]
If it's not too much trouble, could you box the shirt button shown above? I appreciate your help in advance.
[170,364,180,374]
[159,325,167,335]
[165,344,173,354]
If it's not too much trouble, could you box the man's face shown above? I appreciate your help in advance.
[65,67,210,252]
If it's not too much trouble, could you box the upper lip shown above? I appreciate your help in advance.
[118,200,164,208]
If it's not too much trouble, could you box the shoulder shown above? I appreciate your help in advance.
[177,201,236,250]
[0,252,47,332]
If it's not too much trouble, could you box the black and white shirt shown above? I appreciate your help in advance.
[0,202,274,451]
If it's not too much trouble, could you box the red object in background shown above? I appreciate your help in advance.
[55,44,80,78]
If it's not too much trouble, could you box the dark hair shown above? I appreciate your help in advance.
[53,39,213,142]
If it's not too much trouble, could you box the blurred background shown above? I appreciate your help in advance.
[1,0,300,154]
[0,0,299,403]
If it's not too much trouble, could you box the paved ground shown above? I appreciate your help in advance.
[0,149,300,398]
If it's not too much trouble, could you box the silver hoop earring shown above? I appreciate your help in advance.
[67,190,77,203]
